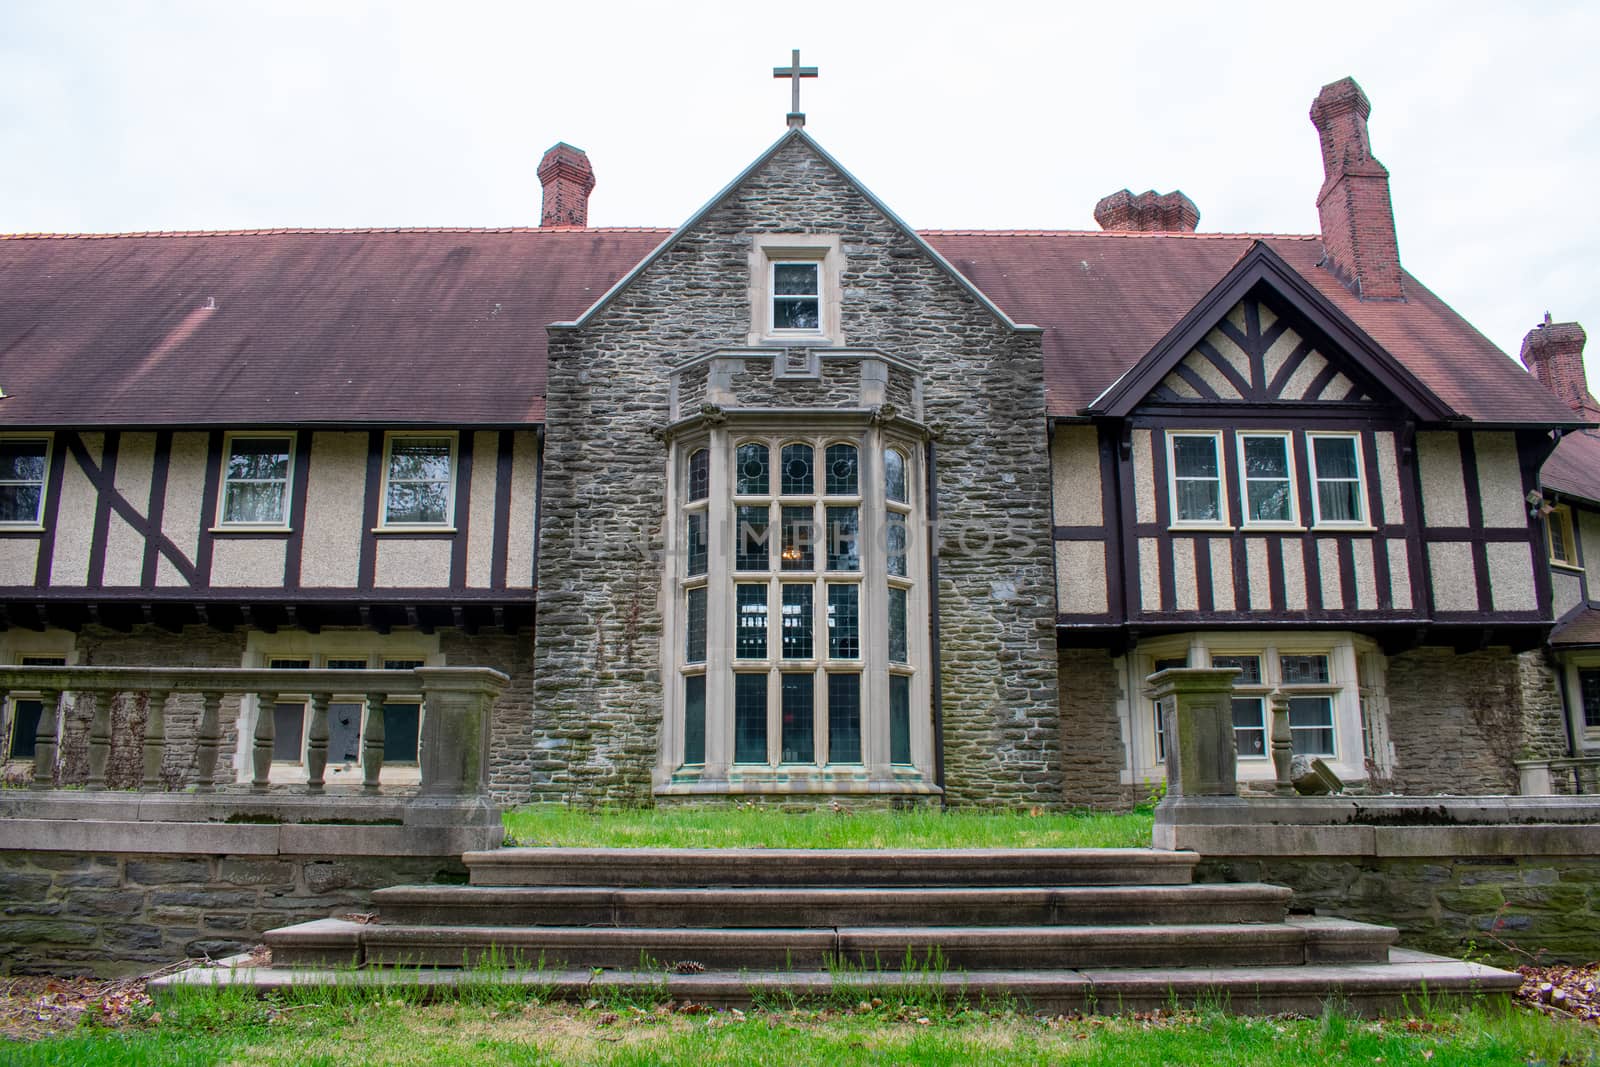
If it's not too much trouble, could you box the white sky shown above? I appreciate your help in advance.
[4,0,1598,389]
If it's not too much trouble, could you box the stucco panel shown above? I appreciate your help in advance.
[1581,510,1600,591]
[49,445,97,587]
[1245,538,1270,610]
[1352,538,1377,610]
[211,538,287,588]
[1050,426,1101,527]
[102,513,145,587]
[1055,540,1108,614]
[299,432,367,588]
[1417,433,1468,528]
[1281,540,1307,611]
[1552,569,1584,619]
[1473,432,1526,529]
[1427,542,1478,611]
[1173,537,1197,611]
[162,432,208,565]
[465,431,499,588]
[1209,538,1235,612]
[1485,541,1538,612]
[1317,538,1342,610]
[1387,540,1413,611]
[505,432,537,589]
[1374,431,1402,526]
[1137,537,1160,612]
[1132,429,1155,524]
[0,540,39,585]
[375,538,452,588]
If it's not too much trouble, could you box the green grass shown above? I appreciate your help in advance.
[6,988,1598,1066]
[500,804,1156,850]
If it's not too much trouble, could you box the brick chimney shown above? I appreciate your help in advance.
[1094,189,1199,232]
[1521,315,1600,422]
[537,143,595,228]
[1309,77,1404,300]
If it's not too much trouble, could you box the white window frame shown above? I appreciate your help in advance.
[378,432,459,530]
[0,434,52,529]
[1236,431,1300,529]
[1306,431,1368,528]
[214,432,295,531]
[769,260,823,337]
[1166,430,1230,528]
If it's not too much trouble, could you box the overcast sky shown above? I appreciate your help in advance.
[4,1,1598,389]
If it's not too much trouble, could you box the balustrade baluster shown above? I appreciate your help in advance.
[305,693,330,793]
[31,690,61,789]
[86,691,113,791]
[143,690,169,790]
[193,691,222,793]
[252,695,278,792]
[361,692,385,792]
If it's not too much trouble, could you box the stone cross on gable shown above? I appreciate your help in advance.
[773,49,818,129]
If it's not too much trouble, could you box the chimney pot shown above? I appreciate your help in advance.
[1093,189,1200,233]
[538,142,596,228]
[1309,76,1404,301]
[1521,318,1599,421]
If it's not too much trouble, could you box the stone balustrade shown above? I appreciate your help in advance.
[1515,755,1600,797]
[0,665,508,797]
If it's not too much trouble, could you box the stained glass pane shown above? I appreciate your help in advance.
[1280,654,1329,684]
[688,449,710,502]
[685,587,707,663]
[1211,654,1261,685]
[827,673,861,764]
[825,444,858,495]
[1288,696,1335,756]
[781,674,814,763]
[884,448,907,503]
[736,505,769,571]
[826,584,860,659]
[683,675,706,764]
[0,440,47,482]
[735,443,770,496]
[826,506,859,571]
[888,586,908,664]
[686,512,708,576]
[734,674,767,763]
[781,506,815,571]
[736,584,768,659]
[886,512,908,577]
[781,585,813,659]
[780,444,814,495]
[889,675,911,764]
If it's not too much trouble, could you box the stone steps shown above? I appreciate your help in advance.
[369,882,1295,928]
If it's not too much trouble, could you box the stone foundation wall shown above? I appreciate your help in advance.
[1386,647,1528,793]
[1057,649,1129,810]
[0,850,465,977]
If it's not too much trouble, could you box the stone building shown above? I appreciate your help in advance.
[0,74,1589,808]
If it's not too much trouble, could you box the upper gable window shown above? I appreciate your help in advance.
[381,433,457,528]
[0,437,50,526]
[772,263,821,331]
[1168,432,1227,526]
[1308,433,1366,526]
[1546,504,1579,568]
[1238,433,1297,527]
[748,235,841,345]
[218,433,293,528]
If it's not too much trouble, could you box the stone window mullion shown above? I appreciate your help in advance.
[861,426,892,774]
[702,427,733,776]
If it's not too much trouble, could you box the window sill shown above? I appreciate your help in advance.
[1167,523,1234,533]
[0,523,46,534]
[1551,560,1586,574]
[210,525,292,535]
[1240,524,1306,533]
[371,526,458,535]
[1309,524,1378,534]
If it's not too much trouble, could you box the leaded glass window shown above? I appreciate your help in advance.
[383,435,454,526]
[826,506,858,571]
[781,585,813,659]
[735,443,770,495]
[1211,654,1262,685]
[886,512,908,577]
[685,587,707,663]
[825,444,858,495]
[736,506,770,571]
[734,674,767,763]
[827,584,860,659]
[888,587,908,664]
[686,512,708,576]
[781,506,815,571]
[884,448,908,504]
[1170,433,1223,523]
[0,438,48,525]
[780,443,814,495]
[889,675,912,764]
[688,449,710,502]
[683,675,706,764]
[1280,654,1330,685]
[220,436,292,526]
[735,584,768,659]
[827,673,862,763]
[781,674,815,763]
[1240,434,1294,525]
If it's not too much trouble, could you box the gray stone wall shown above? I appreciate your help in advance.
[1516,648,1569,761]
[1057,649,1132,809]
[0,850,464,977]
[537,135,1059,806]
[725,357,862,409]
[1386,646,1529,794]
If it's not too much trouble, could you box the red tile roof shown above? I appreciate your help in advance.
[0,226,1577,428]
[1543,428,1600,506]
[1551,606,1600,648]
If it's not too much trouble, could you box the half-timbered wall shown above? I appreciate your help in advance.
[0,428,540,600]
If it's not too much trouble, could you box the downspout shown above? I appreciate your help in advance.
[925,438,945,799]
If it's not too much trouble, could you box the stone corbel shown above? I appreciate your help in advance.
[699,402,727,427]
[870,402,899,427]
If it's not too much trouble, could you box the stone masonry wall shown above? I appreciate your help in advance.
[1057,649,1130,809]
[1386,646,1530,794]
[0,850,465,977]
[1517,648,1570,762]
[537,135,1059,806]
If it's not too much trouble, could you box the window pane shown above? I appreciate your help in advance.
[686,512,708,576]
[781,506,815,571]
[884,449,908,503]
[827,673,862,764]
[683,675,706,764]
[7,700,42,760]
[328,702,362,764]
[781,585,813,659]
[1175,479,1221,522]
[826,506,859,571]
[888,586,908,664]
[886,512,908,577]
[824,444,858,495]
[1242,436,1292,522]
[781,674,815,763]
[774,263,819,296]
[826,584,860,659]
[0,485,42,523]
[688,449,709,502]
[735,443,769,496]
[386,482,449,524]
[382,659,423,671]
[1548,511,1572,564]
[889,675,911,764]
[1288,696,1335,756]
[1172,436,1219,478]
[736,505,770,570]
[272,703,305,762]
[780,444,814,495]
[734,674,767,763]
[223,481,286,524]
[0,439,47,482]
[1280,654,1329,685]
[1247,480,1293,523]
[773,298,819,330]
[226,438,290,481]
[1232,697,1266,757]
[1242,436,1288,479]
[1317,481,1362,523]
[1211,654,1261,685]
[382,703,421,762]
[685,587,707,663]
[1579,669,1600,729]
[1313,437,1359,479]
[389,438,452,481]
[735,584,768,659]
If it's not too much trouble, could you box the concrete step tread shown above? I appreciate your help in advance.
[373,882,1292,905]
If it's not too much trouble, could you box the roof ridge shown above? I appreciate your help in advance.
[917,229,1321,240]
[0,226,677,240]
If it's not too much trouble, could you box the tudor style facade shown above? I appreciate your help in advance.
[0,75,1589,806]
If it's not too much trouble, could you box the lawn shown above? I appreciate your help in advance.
[4,983,1598,1066]
[500,804,1157,850]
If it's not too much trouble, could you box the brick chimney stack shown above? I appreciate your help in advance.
[1521,316,1600,422]
[537,143,595,228]
[1094,189,1200,232]
[1309,77,1404,301]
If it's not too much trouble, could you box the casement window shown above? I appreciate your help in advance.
[3,655,67,761]
[0,437,50,526]
[1237,433,1297,527]
[381,434,457,527]
[1546,504,1579,567]
[1307,433,1366,526]
[1167,432,1227,525]
[671,431,925,781]
[217,433,293,528]
[266,654,426,768]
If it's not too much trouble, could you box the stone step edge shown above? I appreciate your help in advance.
[372,882,1292,904]
[150,950,1522,1017]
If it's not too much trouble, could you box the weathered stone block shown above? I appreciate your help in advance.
[103,923,165,951]
[148,888,260,910]
[64,890,145,918]
[0,920,99,945]
[217,859,295,886]
[125,859,212,885]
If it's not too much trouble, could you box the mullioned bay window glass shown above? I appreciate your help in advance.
[735,585,769,659]
[1169,432,1225,524]
[827,673,862,764]
[781,585,813,659]
[1239,433,1295,525]
[0,438,50,525]
[683,676,706,764]
[734,674,767,763]
[1308,433,1365,525]
[782,674,815,762]
[382,435,455,526]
